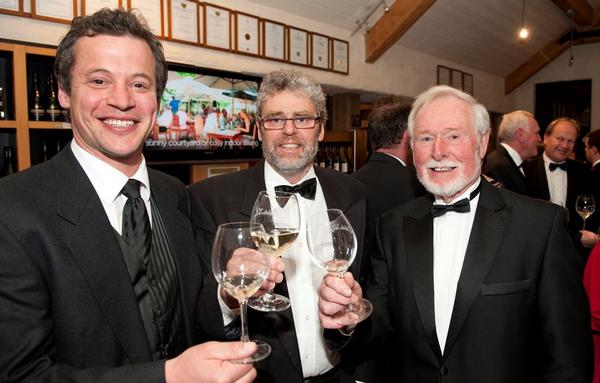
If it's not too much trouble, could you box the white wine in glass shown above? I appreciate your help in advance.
[212,222,271,363]
[248,190,300,312]
[306,209,372,323]
[576,194,596,230]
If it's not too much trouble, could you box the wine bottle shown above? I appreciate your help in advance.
[318,146,326,168]
[0,86,7,120]
[346,145,354,174]
[1,146,15,176]
[340,146,349,174]
[42,141,48,161]
[46,76,61,122]
[333,146,341,172]
[30,73,45,121]
[324,145,332,168]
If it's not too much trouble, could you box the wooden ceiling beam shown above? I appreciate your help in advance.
[364,0,436,63]
[550,0,594,25]
[505,23,600,94]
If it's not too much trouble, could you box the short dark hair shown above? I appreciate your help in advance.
[545,117,580,137]
[587,130,600,152]
[54,8,167,102]
[368,103,411,150]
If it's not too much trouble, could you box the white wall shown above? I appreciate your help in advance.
[0,0,510,113]
[512,44,599,131]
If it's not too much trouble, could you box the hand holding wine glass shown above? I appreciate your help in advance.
[248,191,300,312]
[307,209,372,327]
[576,194,595,230]
[212,222,271,363]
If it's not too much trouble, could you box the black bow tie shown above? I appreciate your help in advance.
[549,162,568,171]
[431,184,481,218]
[275,178,317,200]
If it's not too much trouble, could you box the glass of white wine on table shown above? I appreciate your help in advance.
[211,222,271,363]
[306,209,372,323]
[248,190,300,312]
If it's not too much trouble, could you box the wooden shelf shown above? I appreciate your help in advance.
[0,120,16,128]
[29,121,71,129]
[323,130,353,142]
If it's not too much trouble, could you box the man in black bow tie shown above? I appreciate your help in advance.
[317,85,591,383]
[522,117,592,243]
[188,69,366,383]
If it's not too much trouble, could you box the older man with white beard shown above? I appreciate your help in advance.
[316,85,592,383]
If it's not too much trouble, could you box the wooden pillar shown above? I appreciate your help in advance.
[329,93,360,131]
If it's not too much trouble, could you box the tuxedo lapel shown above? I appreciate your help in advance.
[228,163,265,223]
[404,197,442,359]
[443,182,509,356]
[53,148,151,362]
[498,145,525,179]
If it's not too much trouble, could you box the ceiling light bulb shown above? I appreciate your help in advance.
[518,27,529,40]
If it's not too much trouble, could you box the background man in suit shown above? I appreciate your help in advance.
[317,85,591,382]
[0,8,257,383]
[352,102,425,237]
[580,130,600,248]
[483,110,540,194]
[523,118,592,243]
[189,69,366,383]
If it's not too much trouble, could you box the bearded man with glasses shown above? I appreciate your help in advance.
[189,69,367,383]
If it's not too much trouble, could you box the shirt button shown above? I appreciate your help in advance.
[305,315,310,320]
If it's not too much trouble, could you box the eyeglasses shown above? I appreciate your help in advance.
[259,116,320,130]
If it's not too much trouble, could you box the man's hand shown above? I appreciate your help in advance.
[165,341,257,383]
[317,272,363,330]
[580,230,599,248]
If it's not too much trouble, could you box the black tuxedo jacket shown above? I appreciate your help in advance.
[483,144,528,195]
[356,180,592,382]
[522,156,592,233]
[0,147,209,382]
[352,152,425,232]
[189,162,366,383]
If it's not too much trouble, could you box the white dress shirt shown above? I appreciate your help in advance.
[433,179,480,353]
[543,152,568,207]
[70,140,152,233]
[263,162,338,377]
[500,143,524,175]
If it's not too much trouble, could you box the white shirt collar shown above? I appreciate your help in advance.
[263,161,316,190]
[380,152,407,166]
[70,140,151,204]
[543,152,565,167]
[500,142,523,167]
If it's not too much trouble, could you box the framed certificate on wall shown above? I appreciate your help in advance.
[204,3,231,51]
[32,0,77,24]
[82,0,121,15]
[128,0,164,37]
[262,19,285,61]
[332,39,349,74]
[0,0,24,16]
[288,26,308,66]
[310,33,329,70]
[168,0,200,45]
[234,11,259,56]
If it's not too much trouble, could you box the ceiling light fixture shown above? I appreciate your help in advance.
[351,1,389,36]
[567,9,575,66]
[518,0,529,44]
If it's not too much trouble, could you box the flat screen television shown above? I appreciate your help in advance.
[144,64,262,163]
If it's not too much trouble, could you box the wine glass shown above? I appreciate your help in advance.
[212,222,271,363]
[248,191,300,312]
[576,194,596,230]
[306,209,372,324]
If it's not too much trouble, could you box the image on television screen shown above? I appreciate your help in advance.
[145,65,262,161]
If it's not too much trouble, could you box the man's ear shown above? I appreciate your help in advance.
[58,86,70,109]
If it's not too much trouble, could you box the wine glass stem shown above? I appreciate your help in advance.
[583,218,587,231]
[239,298,250,343]
[261,290,276,302]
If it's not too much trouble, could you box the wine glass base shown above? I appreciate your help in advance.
[229,340,271,364]
[345,298,373,324]
[248,294,290,312]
